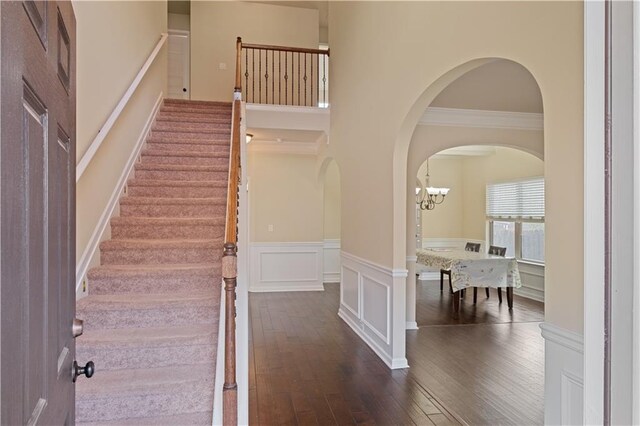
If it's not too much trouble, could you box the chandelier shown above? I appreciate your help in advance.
[416,160,450,210]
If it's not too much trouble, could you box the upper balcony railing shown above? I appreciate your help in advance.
[235,37,329,107]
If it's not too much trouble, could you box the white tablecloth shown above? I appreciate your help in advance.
[416,248,522,292]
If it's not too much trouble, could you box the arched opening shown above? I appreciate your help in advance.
[398,59,546,422]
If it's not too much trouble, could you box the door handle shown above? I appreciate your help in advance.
[183,88,187,92]
[72,318,84,338]
[72,360,95,382]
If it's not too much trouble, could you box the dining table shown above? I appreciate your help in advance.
[416,248,522,317]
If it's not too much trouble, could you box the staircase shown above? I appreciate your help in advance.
[75,99,232,425]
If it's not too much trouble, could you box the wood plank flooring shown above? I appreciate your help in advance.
[249,282,544,425]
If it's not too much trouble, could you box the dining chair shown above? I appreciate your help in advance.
[440,242,480,294]
[473,245,508,304]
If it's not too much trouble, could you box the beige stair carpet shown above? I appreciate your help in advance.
[76,99,231,425]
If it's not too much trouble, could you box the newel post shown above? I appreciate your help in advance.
[222,242,238,425]
[234,37,242,96]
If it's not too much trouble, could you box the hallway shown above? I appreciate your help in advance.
[249,283,544,425]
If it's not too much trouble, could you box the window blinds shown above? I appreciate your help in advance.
[486,177,545,219]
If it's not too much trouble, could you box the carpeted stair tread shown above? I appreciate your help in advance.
[100,238,220,251]
[110,217,225,240]
[120,196,226,205]
[151,130,231,140]
[78,324,217,348]
[110,216,225,226]
[128,178,227,188]
[135,163,228,172]
[153,121,230,133]
[140,148,229,159]
[146,135,230,145]
[75,365,215,422]
[77,410,213,426]
[77,290,217,307]
[157,113,230,123]
[164,98,231,107]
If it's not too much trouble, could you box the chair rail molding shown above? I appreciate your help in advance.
[339,251,409,370]
[76,33,168,181]
[540,322,584,425]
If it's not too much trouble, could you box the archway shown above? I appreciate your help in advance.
[396,59,547,422]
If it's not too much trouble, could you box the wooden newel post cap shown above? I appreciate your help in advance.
[223,243,237,257]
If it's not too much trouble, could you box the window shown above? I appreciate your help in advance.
[486,177,545,264]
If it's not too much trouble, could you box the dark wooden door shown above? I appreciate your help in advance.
[1,1,76,424]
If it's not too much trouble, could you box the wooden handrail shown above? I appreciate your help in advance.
[222,40,242,424]
[241,42,330,56]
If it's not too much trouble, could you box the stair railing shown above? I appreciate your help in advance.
[222,37,243,426]
[237,37,329,107]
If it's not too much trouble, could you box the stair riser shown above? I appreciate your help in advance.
[147,142,229,153]
[101,246,219,265]
[140,154,229,166]
[120,203,225,218]
[153,122,230,133]
[157,113,231,123]
[77,344,216,371]
[151,130,230,141]
[78,302,218,330]
[89,273,219,295]
[76,384,214,423]
[161,105,231,114]
[135,169,228,181]
[127,185,226,198]
[111,223,225,239]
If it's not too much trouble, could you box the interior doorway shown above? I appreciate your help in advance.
[167,30,190,99]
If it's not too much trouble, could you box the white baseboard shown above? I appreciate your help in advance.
[323,239,341,283]
[75,92,164,298]
[406,321,419,330]
[339,251,408,370]
[540,322,584,425]
[249,242,324,292]
[514,285,544,302]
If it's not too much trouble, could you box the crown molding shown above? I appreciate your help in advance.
[420,107,543,131]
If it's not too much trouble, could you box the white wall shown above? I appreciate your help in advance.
[168,12,189,31]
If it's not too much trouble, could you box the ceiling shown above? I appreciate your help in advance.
[430,60,543,113]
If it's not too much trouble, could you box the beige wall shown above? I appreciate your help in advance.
[420,148,544,240]
[323,160,341,240]
[418,158,464,239]
[190,1,319,102]
[328,1,583,332]
[248,151,323,242]
[74,0,167,266]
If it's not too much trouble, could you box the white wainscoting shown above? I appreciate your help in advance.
[416,238,544,302]
[249,242,324,292]
[338,251,409,370]
[323,239,341,283]
[540,323,584,425]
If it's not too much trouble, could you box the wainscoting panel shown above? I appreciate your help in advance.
[323,239,341,283]
[540,322,584,425]
[249,242,324,292]
[338,251,408,370]
[341,265,360,317]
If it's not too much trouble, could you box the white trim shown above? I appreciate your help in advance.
[419,107,543,131]
[406,321,419,330]
[212,283,225,426]
[323,239,341,283]
[513,286,544,303]
[75,92,163,297]
[168,29,190,36]
[340,265,360,317]
[246,103,331,115]
[76,33,168,181]
[341,251,408,278]
[249,242,324,292]
[540,323,584,354]
[583,3,606,425]
[634,3,640,423]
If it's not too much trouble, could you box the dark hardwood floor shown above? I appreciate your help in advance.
[416,279,544,326]
[249,282,545,425]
